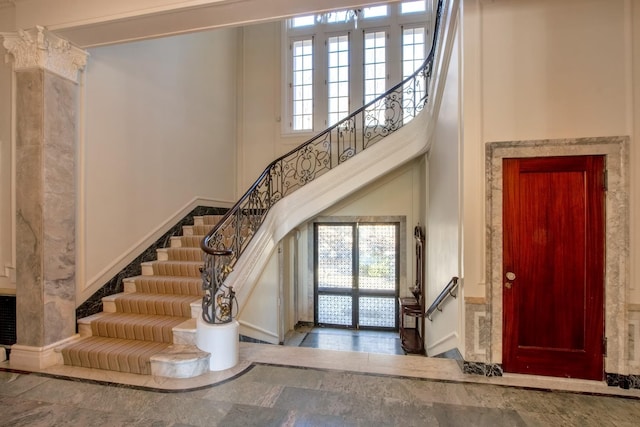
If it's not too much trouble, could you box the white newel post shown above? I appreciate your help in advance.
[196,317,239,371]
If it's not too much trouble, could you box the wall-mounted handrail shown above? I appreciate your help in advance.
[200,0,446,324]
[426,276,459,321]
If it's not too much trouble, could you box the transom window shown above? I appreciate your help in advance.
[284,1,430,133]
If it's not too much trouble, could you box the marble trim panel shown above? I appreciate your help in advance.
[485,136,630,375]
[464,301,489,362]
[76,206,228,321]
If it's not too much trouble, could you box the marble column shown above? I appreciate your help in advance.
[2,27,87,368]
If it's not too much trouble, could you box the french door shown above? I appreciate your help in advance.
[314,222,399,330]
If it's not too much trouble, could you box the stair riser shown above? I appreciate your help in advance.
[65,214,223,378]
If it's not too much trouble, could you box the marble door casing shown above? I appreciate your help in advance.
[468,137,630,378]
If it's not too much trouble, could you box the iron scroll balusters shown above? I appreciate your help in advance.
[200,249,237,324]
[200,0,446,325]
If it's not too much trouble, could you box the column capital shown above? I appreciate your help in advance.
[2,26,88,83]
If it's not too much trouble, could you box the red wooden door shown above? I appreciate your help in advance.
[502,155,605,380]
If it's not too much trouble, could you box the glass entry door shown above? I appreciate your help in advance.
[314,222,399,330]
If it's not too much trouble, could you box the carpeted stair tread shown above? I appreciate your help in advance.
[129,276,203,296]
[199,215,225,225]
[176,235,205,248]
[89,312,189,343]
[113,292,199,317]
[151,260,203,277]
[165,247,204,261]
[61,336,170,375]
[191,224,216,235]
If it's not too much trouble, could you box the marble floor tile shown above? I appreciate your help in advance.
[0,371,51,397]
[298,329,404,356]
[432,402,527,427]
[1,363,640,427]
[217,403,291,427]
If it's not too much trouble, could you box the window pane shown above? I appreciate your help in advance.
[327,34,350,126]
[364,31,387,103]
[359,297,396,328]
[358,224,397,291]
[401,1,426,14]
[292,39,313,130]
[402,27,426,123]
[363,5,388,19]
[326,10,348,23]
[317,225,353,288]
[364,30,386,125]
[291,15,315,28]
[318,295,352,325]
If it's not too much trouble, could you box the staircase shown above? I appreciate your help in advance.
[59,215,225,378]
[57,0,454,379]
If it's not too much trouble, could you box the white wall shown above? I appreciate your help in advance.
[300,161,422,320]
[425,23,460,356]
[0,4,16,293]
[237,160,423,342]
[462,0,639,303]
[238,244,280,344]
[237,22,281,193]
[80,29,238,303]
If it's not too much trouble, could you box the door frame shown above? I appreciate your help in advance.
[308,215,408,329]
[313,221,401,330]
[485,137,629,377]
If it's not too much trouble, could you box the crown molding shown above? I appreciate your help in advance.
[1,26,88,82]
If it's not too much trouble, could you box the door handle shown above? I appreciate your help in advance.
[505,271,515,289]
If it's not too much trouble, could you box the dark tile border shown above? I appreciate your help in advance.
[606,372,640,390]
[0,363,254,394]
[462,364,640,391]
[76,206,228,321]
[463,361,503,377]
[239,335,274,345]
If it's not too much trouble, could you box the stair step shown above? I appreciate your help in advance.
[65,213,227,377]
[124,276,203,296]
[199,215,225,225]
[172,318,197,345]
[192,224,216,235]
[87,312,189,343]
[108,292,199,317]
[143,260,203,277]
[149,344,210,378]
[165,247,204,261]
[174,235,205,248]
[61,336,170,375]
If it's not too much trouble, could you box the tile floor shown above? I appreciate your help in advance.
[2,362,640,426]
[1,329,640,426]
[297,327,404,356]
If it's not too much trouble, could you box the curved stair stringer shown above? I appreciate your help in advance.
[219,0,460,341]
[228,108,435,339]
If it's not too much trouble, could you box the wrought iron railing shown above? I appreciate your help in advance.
[200,0,445,324]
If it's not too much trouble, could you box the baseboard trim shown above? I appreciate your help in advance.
[238,320,279,345]
[9,335,80,371]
